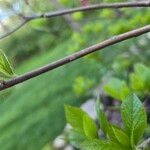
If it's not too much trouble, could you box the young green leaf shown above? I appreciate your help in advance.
[104,77,130,101]
[83,114,98,139]
[130,63,150,93]
[65,105,86,132]
[96,96,108,137]
[130,73,145,92]
[81,139,110,150]
[108,124,130,148]
[109,141,128,150]
[0,49,15,78]
[68,129,87,149]
[82,139,126,150]
[121,94,147,147]
[134,63,149,75]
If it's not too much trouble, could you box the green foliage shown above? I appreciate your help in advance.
[73,76,94,95]
[0,18,71,64]
[65,105,86,132]
[130,64,150,94]
[81,139,110,150]
[121,94,147,147]
[65,105,98,138]
[104,77,130,101]
[59,0,73,7]
[0,49,15,78]
[72,12,83,21]
[41,143,52,150]
[83,114,98,139]
[65,94,147,149]
[104,63,150,100]
[108,124,130,147]
[0,42,103,150]
[68,129,87,149]
[111,54,132,78]
[100,10,116,19]
[69,32,86,52]
[82,139,128,150]
[83,21,103,34]
[0,2,150,150]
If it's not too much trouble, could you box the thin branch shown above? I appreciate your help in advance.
[0,1,150,39]
[29,1,150,19]
[0,25,150,91]
[0,20,28,40]
[26,1,150,20]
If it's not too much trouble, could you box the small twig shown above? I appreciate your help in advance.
[0,25,149,91]
[137,138,150,150]
[26,1,150,20]
[0,20,28,40]
[0,1,150,39]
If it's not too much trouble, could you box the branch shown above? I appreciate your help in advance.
[26,1,150,20]
[0,1,150,39]
[137,138,150,150]
[0,20,28,40]
[0,25,150,91]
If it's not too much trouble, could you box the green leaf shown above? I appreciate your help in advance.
[96,97,109,137]
[130,63,150,93]
[65,105,98,139]
[134,63,148,75]
[81,139,110,150]
[130,73,145,91]
[65,105,86,132]
[68,129,87,149]
[0,49,15,78]
[121,94,147,147]
[82,139,126,150]
[72,12,83,21]
[108,124,130,147]
[104,77,130,101]
[83,114,98,139]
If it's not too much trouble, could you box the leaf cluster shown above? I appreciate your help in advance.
[65,94,147,150]
[104,63,150,101]
[0,49,15,79]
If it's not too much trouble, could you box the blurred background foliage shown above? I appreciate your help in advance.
[0,0,150,149]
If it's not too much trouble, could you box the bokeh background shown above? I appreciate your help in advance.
[0,0,150,149]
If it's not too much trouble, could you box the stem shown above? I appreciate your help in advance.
[0,1,150,39]
[0,25,150,91]
[26,1,150,20]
